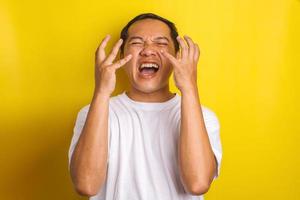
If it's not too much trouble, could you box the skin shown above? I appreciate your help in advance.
[70,18,217,196]
[120,19,176,102]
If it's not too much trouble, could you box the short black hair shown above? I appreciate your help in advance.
[119,13,180,55]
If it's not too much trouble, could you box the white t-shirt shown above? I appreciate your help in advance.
[68,91,222,200]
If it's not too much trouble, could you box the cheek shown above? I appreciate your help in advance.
[161,61,174,78]
[164,65,173,74]
[161,56,173,68]
[123,57,138,75]
[126,46,141,54]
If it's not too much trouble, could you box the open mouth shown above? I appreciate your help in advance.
[138,63,159,76]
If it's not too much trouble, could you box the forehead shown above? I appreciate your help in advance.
[127,19,171,39]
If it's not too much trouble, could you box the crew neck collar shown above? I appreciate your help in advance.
[119,91,180,111]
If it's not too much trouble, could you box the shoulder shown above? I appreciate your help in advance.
[76,94,122,117]
[109,94,123,105]
[77,104,90,115]
[77,94,122,112]
[201,105,218,119]
[73,104,90,123]
[201,105,220,131]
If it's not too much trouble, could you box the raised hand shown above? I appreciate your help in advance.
[94,35,132,96]
[161,35,200,93]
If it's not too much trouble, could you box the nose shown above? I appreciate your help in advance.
[139,43,157,57]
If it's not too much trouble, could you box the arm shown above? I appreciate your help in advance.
[70,92,110,196]
[69,35,132,196]
[161,35,217,195]
[179,87,217,195]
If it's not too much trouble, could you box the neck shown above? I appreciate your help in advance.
[125,85,175,103]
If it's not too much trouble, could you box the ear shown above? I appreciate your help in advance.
[119,51,124,59]
[176,51,181,60]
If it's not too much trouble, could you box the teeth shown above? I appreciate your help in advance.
[140,63,159,69]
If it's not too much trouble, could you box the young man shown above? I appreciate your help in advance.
[68,13,222,200]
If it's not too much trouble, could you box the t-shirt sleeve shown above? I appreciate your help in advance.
[202,106,222,180]
[68,105,90,170]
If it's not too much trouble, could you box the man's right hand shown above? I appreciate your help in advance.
[94,34,132,96]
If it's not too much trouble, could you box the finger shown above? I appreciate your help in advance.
[184,35,195,60]
[112,54,132,69]
[161,50,178,67]
[194,43,200,62]
[96,34,111,65]
[176,36,188,59]
[104,38,123,65]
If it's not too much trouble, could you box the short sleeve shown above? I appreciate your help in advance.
[68,104,90,170]
[202,106,222,180]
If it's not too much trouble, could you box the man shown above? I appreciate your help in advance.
[68,13,222,200]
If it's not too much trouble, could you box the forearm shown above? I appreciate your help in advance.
[178,88,216,195]
[70,92,110,196]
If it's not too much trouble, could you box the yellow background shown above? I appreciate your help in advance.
[1,0,299,199]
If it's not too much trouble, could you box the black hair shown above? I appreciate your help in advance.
[119,13,180,55]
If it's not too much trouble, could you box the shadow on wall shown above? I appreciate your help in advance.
[2,55,130,200]
[3,114,88,200]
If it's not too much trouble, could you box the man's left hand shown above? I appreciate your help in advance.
[161,35,200,93]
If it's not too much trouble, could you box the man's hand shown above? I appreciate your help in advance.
[94,34,132,96]
[161,35,200,93]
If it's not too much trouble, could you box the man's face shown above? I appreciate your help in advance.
[122,19,177,94]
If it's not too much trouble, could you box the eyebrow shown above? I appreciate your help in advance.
[153,36,170,42]
[128,36,143,42]
[128,36,170,42]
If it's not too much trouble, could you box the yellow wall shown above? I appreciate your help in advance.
[1,0,299,199]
